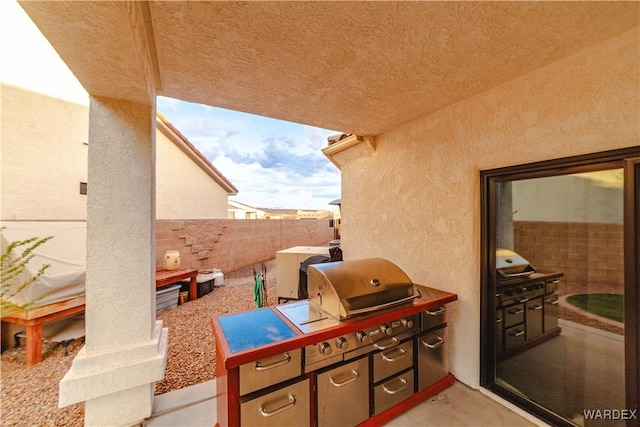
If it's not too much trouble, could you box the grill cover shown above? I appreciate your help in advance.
[496,248,536,277]
[307,258,417,320]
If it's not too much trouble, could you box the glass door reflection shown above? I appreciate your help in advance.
[494,169,625,427]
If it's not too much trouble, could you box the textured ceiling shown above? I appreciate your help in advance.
[20,1,639,135]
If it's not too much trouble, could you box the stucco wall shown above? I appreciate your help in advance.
[155,129,229,219]
[1,84,89,220]
[512,172,623,223]
[1,84,230,221]
[338,28,639,388]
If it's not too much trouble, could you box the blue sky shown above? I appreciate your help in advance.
[2,0,341,211]
[157,98,341,210]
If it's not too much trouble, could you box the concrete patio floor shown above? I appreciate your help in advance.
[144,379,544,427]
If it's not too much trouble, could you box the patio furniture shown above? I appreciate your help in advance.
[2,295,85,365]
[156,268,198,301]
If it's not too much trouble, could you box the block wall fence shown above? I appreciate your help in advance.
[156,219,335,274]
[513,221,623,290]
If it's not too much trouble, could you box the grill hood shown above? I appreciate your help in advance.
[496,248,536,277]
[307,258,418,320]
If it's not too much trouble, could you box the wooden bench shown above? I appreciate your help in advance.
[2,269,198,366]
[2,296,86,366]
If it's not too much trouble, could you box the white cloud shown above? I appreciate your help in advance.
[157,98,342,210]
[157,97,182,113]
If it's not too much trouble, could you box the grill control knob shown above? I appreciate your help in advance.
[356,331,370,343]
[380,324,393,336]
[319,342,332,356]
[402,318,414,329]
[336,337,349,350]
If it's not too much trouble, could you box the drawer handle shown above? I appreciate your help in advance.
[518,297,529,303]
[551,280,560,284]
[374,337,399,350]
[382,377,408,395]
[422,335,445,349]
[254,353,292,371]
[529,305,543,311]
[426,307,446,316]
[382,347,407,362]
[550,300,560,305]
[259,394,296,417]
[508,329,524,337]
[507,308,523,315]
[495,318,503,324]
[330,369,360,387]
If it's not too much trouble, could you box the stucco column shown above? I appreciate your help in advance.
[59,97,167,426]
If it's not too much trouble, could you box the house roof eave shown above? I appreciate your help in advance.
[156,113,239,195]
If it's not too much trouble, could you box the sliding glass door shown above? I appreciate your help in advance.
[481,148,639,427]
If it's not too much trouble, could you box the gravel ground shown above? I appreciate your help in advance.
[0,259,277,427]
[155,259,278,395]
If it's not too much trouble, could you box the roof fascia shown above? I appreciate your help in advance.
[156,114,238,195]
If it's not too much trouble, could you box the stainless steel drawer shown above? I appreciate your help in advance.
[239,349,302,396]
[545,278,560,294]
[544,294,559,332]
[422,306,447,331]
[505,325,525,350]
[240,377,309,426]
[317,357,369,427]
[417,327,448,391]
[526,297,543,340]
[374,369,415,415]
[504,303,524,328]
[372,339,413,383]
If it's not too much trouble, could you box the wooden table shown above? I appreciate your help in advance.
[2,296,86,366]
[155,268,198,301]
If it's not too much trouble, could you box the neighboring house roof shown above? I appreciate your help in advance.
[227,201,331,220]
[156,113,238,195]
[228,200,261,211]
[262,208,333,220]
[261,208,298,216]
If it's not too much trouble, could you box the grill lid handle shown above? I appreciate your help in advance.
[347,288,421,316]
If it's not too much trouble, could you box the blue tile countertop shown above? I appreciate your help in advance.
[217,308,297,353]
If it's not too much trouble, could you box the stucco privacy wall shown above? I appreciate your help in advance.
[514,221,623,289]
[1,84,89,220]
[338,29,639,388]
[155,129,229,219]
[156,219,334,273]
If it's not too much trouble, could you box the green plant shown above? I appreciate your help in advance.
[1,227,53,316]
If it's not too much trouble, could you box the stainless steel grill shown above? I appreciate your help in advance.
[496,248,536,278]
[307,258,419,320]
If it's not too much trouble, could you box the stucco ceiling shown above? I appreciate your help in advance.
[19,1,639,136]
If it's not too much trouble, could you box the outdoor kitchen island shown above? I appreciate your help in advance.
[211,281,457,427]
